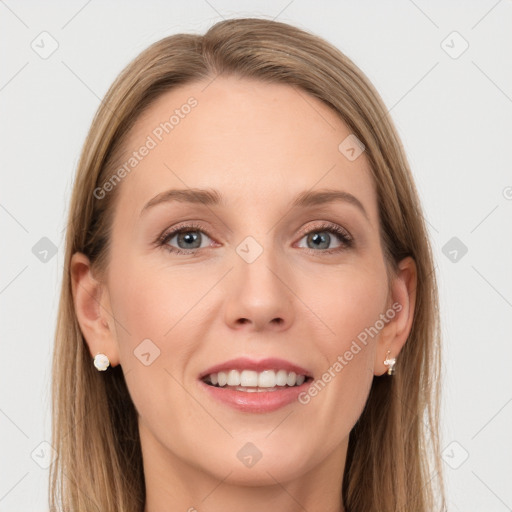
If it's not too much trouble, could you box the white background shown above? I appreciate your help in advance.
[1,1,511,510]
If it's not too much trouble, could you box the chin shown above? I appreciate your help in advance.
[196,439,321,486]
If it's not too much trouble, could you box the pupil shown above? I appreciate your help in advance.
[178,231,201,249]
[309,232,330,249]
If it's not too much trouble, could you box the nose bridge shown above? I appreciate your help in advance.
[237,236,282,293]
[223,232,294,330]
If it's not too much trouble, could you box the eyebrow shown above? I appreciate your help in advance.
[140,187,369,222]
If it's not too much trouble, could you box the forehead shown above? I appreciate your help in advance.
[111,76,378,225]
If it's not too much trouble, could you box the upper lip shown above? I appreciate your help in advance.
[199,357,313,380]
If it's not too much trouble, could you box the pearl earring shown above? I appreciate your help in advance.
[383,350,396,375]
[93,353,110,371]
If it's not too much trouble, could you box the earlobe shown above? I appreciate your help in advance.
[70,252,119,367]
[374,256,417,376]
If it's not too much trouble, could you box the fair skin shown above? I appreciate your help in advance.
[71,76,416,512]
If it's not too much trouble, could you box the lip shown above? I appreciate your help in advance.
[198,357,313,380]
[198,357,313,413]
[198,379,311,413]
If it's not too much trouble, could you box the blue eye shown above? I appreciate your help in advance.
[158,224,214,255]
[296,224,353,252]
[156,222,353,256]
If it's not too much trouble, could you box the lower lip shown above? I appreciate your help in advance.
[198,380,311,413]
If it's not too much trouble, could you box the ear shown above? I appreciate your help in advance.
[374,256,417,376]
[70,252,120,367]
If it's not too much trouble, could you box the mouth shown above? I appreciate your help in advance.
[198,357,313,412]
[202,369,312,392]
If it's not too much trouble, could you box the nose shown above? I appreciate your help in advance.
[223,246,295,332]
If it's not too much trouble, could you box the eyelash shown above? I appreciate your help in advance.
[155,221,354,256]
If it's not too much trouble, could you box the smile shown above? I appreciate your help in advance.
[203,369,307,390]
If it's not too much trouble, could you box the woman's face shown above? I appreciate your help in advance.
[75,76,415,489]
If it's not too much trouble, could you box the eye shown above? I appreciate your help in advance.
[155,221,353,256]
[296,223,353,253]
[157,223,216,255]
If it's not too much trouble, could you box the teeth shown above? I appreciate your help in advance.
[235,386,279,392]
[240,370,258,387]
[276,369,288,386]
[227,369,240,386]
[258,370,276,388]
[205,369,308,388]
[286,371,297,386]
[217,371,228,387]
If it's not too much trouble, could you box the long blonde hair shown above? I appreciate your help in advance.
[50,17,445,511]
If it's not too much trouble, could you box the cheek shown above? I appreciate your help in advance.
[106,258,202,430]
[298,266,386,428]
[313,264,388,350]
[107,255,201,365]
[106,251,221,430]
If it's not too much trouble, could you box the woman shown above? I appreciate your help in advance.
[50,17,445,512]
